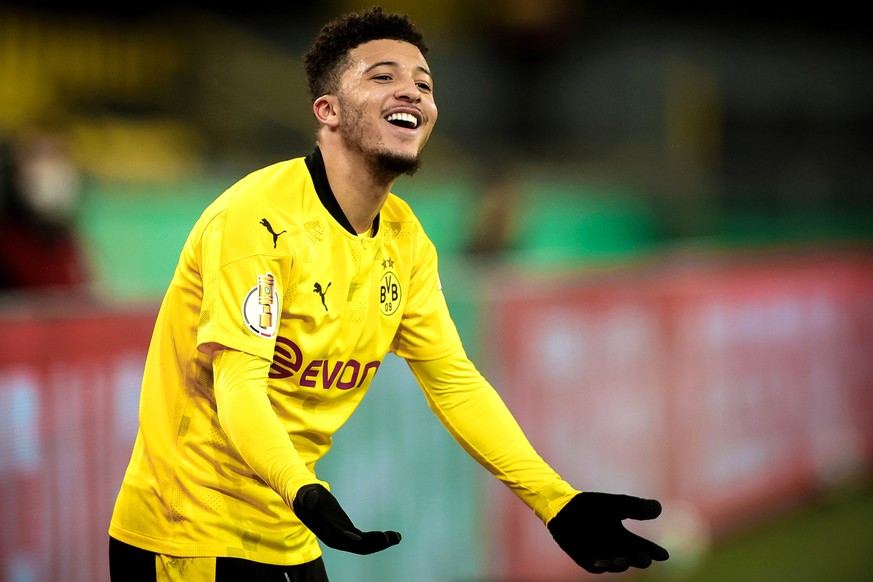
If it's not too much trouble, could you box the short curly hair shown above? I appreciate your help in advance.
[303,6,428,102]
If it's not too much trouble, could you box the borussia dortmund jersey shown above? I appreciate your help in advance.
[109,148,577,566]
[109,149,462,563]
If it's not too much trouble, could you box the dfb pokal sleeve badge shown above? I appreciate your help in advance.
[242,272,279,338]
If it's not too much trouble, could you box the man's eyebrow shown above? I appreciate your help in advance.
[363,61,433,79]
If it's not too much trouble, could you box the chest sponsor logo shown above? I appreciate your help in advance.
[380,257,401,316]
[269,336,381,389]
[242,273,278,338]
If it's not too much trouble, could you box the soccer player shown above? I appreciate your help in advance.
[108,7,669,581]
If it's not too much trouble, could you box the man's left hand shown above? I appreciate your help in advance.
[547,491,669,574]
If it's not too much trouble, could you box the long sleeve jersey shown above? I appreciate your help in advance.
[108,148,578,565]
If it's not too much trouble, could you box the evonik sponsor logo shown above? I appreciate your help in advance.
[269,336,380,390]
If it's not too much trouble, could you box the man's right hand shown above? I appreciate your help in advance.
[292,484,402,555]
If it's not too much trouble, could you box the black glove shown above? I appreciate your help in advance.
[548,492,669,574]
[292,483,401,555]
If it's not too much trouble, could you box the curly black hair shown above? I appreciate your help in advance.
[303,6,428,102]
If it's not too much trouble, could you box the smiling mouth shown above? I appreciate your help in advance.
[385,112,420,129]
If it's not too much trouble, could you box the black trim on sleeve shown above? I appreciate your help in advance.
[304,147,380,236]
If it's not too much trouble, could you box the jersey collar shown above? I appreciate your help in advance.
[305,147,381,237]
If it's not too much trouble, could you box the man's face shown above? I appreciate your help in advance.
[334,39,438,175]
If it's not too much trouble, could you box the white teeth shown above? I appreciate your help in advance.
[386,112,419,128]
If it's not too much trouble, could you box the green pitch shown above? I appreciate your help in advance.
[635,480,873,582]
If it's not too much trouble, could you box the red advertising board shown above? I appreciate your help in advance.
[483,252,873,581]
[0,299,156,582]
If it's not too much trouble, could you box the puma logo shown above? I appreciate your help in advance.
[260,218,286,248]
[313,282,331,311]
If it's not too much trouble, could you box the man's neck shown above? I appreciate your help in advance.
[317,142,395,235]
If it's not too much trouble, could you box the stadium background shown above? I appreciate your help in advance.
[1,1,872,581]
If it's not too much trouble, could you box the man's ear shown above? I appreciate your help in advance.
[313,95,339,128]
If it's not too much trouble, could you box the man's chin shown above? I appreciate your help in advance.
[373,150,422,178]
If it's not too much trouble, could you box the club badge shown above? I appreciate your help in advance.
[379,257,401,316]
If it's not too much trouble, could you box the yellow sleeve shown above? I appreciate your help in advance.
[407,348,579,524]
[212,348,325,508]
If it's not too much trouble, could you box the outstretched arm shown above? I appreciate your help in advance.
[212,348,400,555]
[213,348,320,503]
[407,347,578,523]
[407,347,668,573]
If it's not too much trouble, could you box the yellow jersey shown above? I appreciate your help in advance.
[109,148,577,566]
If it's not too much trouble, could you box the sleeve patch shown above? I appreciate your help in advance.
[242,272,279,338]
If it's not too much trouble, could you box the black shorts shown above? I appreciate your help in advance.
[109,537,329,582]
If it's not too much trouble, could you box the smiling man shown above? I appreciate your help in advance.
[107,7,668,581]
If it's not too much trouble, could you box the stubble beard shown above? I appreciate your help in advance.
[339,98,424,182]
[372,149,421,180]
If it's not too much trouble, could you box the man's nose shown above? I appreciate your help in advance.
[395,78,422,102]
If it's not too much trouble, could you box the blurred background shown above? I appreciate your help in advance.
[1,1,872,581]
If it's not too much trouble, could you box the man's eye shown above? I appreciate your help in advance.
[416,82,432,91]
[373,75,392,81]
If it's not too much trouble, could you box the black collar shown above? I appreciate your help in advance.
[304,147,380,236]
